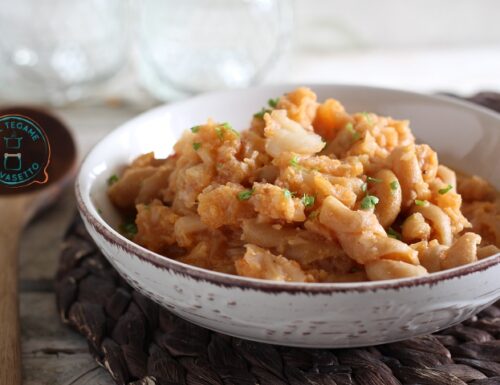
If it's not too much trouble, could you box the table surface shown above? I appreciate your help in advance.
[19,104,144,385]
[16,47,500,384]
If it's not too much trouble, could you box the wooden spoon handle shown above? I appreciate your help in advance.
[0,237,21,384]
[0,198,29,385]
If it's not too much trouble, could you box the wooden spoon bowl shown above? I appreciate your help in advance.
[0,106,77,384]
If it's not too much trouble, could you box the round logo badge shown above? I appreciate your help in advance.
[0,115,51,188]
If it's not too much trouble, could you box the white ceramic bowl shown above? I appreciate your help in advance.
[76,84,500,348]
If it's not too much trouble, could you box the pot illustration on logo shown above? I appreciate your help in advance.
[4,136,23,171]
[4,136,22,149]
[0,115,50,188]
[4,153,22,171]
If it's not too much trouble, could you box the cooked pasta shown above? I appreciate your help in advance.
[108,87,500,282]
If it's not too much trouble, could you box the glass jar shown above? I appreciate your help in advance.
[133,0,294,101]
[0,0,128,105]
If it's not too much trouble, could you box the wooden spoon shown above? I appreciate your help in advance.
[0,107,77,385]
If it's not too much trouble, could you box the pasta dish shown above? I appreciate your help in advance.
[108,87,500,282]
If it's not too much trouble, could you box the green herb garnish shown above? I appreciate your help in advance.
[222,122,239,136]
[301,194,315,207]
[238,189,254,201]
[192,142,201,151]
[361,112,373,124]
[254,108,270,119]
[107,174,119,186]
[390,180,399,191]
[190,125,201,133]
[415,199,428,207]
[361,176,382,193]
[345,122,361,142]
[215,126,224,140]
[120,222,137,238]
[290,155,304,169]
[438,184,453,195]
[387,227,401,240]
[367,176,382,183]
[254,97,280,119]
[361,195,379,210]
[283,188,294,199]
[268,97,280,108]
[215,122,239,140]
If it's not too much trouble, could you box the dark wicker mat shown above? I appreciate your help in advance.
[55,93,500,385]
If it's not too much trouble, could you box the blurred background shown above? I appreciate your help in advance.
[1,0,499,108]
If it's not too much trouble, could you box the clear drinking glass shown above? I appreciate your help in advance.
[133,0,294,101]
[0,0,128,105]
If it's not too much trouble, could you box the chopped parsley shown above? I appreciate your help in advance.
[215,122,239,140]
[222,122,239,136]
[390,180,399,191]
[254,108,270,119]
[238,189,254,201]
[215,126,224,140]
[253,97,280,119]
[367,176,382,183]
[254,97,279,118]
[301,194,315,207]
[415,199,428,207]
[361,176,382,193]
[387,227,401,240]
[438,184,453,195]
[290,155,304,170]
[119,221,137,239]
[345,122,361,142]
[283,188,294,199]
[360,176,383,208]
[190,125,201,133]
[361,195,379,210]
[192,142,201,151]
[107,174,119,186]
[268,97,280,108]
[361,112,373,124]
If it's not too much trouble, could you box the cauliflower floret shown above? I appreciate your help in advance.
[197,183,254,229]
[276,87,319,128]
[312,98,352,140]
[264,110,325,158]
[250,183,306,222]
[235,244,312,282]
[135,200,179,253]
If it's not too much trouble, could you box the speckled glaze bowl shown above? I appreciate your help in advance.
[76,84,500,348]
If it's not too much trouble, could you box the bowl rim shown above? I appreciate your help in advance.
[76,83,500,294]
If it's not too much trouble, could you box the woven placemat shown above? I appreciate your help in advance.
[55,93,500,385]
